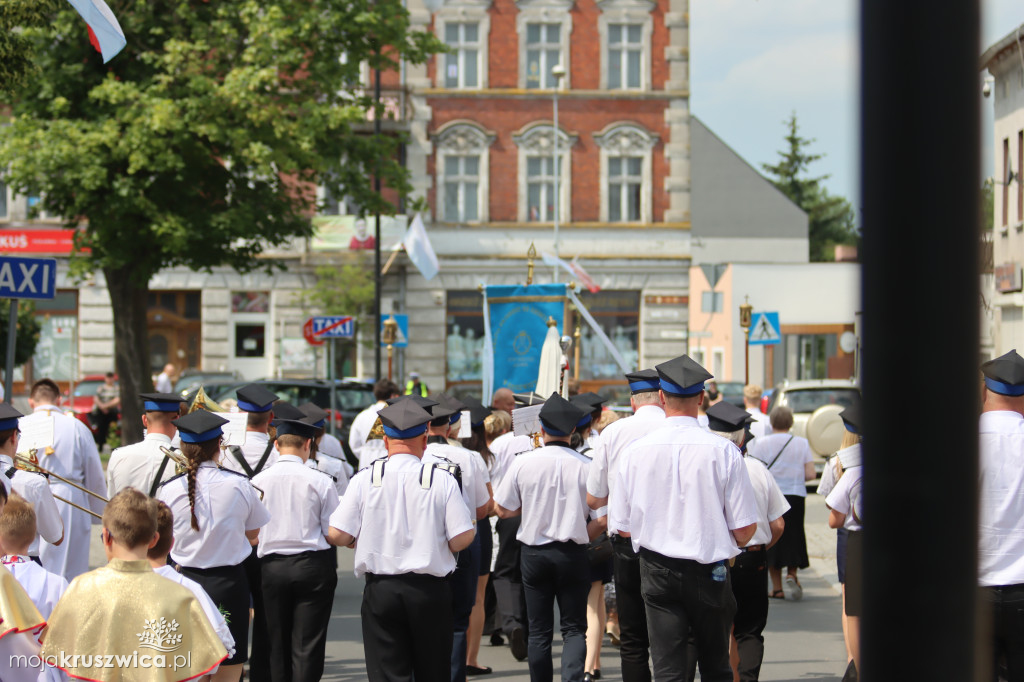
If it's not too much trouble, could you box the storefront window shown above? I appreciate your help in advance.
[32,291,79,382]
[571,290,640,382]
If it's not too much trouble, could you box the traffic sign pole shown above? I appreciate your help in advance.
[5,300,16,404]
[328,339,337,438]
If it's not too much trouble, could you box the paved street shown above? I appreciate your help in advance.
[86,491,847,680]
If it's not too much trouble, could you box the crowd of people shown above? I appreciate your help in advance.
[4,348,1024,681]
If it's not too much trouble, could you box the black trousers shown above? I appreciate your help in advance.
[243,544,271,680]
[639,549,736,682]
[362,573,454,682]
[986,583,1024,681]
[731,547,769,682]
[451,532,481,682]
[261,549,338,682]
[520,542,590,682]
[612,535,651,682]
[178,562,250,666]
[493,516,527,635]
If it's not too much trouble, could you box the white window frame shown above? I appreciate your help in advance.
[596,0,654,91]
[712,347,725,381]
[436,0,492,89]
[594,122,658,224]
[433,120,496,224]
[512,122,577,224]
[516,0,574,90]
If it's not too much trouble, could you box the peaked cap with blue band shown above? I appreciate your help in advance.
[839,401,862,435]
[570,395,596,427]
[625,368,661,394]
[139,392,184,413]
[236,384,279,413]
[539,392,586,437]
[272,418,320,440]
[0,403,23,431]
[461,396,493,427]
[298,402,328,428]
[982,350,1024,396]
[706,401,753,433]
[430,394,466,425]
[378,400,433,439]
[173,410,228,444]
[272,401,306,421]
[656,355,713,396]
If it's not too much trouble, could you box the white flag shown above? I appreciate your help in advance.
[403,213,439,280]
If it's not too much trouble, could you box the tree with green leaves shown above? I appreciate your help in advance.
[0,301,42,373]
[762,114,859,262]
[0,0,57,96]
[0,0,443,441]
[302,259,376,376]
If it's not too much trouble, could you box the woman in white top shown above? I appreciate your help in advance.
[749,405,815,601]
[157,410,270,682]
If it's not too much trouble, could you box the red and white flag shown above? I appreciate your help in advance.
[66,0,126,63]
[540,252,600,293]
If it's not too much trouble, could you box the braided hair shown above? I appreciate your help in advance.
[180,439,220,531]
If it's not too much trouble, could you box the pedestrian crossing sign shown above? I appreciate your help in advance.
[748,312,781,346]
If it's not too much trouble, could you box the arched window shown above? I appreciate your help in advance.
[433,120,496,224]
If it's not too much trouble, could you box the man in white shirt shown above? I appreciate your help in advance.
[20,378,106,580]
[586,368,665,682]
[253,418,340,682]
[743,384,769,440]
[329,400,475,682]
[106,392,184,497]
[611,356,758,682]
[350,379,400,469]
[155,363,175,393]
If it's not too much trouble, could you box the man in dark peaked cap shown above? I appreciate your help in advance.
[979,350,1024,682]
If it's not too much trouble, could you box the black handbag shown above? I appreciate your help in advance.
[586,532,613,565]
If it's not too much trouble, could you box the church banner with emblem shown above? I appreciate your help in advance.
[485,284,567,394]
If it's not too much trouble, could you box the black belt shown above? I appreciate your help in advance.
[263,548,334,561]
[365,572,448,584]
[740,544,765,553]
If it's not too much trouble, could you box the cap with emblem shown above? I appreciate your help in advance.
[461,396,492,427]
[173,410,229,444]
[272,401,306,421]
[378,401,434,439]
[0,403,23,431]
[386,394,440,411]
[982,349,1024,396]
[706,401,754,433]
[625,368,661,394]
[236,384,279,413]
[272,418,320,440]
[839,401,862,434]
[570,395,597,428]
[298,402,328,429]
[539,393,586,437]
[656,355,713,397]
[140,392,184,413]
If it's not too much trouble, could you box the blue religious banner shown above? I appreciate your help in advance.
[485,283,567,394]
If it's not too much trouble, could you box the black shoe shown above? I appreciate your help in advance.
[489,632,504,646]
[510,627,528,661]
[583,674,594,682]
[592,671,601,680]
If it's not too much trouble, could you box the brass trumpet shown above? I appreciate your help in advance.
[14,450,106,520]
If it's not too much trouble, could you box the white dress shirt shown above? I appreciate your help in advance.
[154,564,235,659]
[423,440,490,516]
[611,416,759,563]
[20,404,106,580]
[748,432,814,497]
[330,453,474,578]
[253,455,339,558]
[220,431,278,477]
[2,554,68,618]
[155,372,173,393]
[746,407,769,440]
[318,432,354,477]
[158,461,270,568]
[106,432,179,496]
[0,455,63,556]
[741,457,790,547]
[488,432,534,490]
[349,401,386,465]
[978,410,1024,586]
[587,404,666,502]
[307,453,349,496]
[494,443,591,546]
[825,465,863,532]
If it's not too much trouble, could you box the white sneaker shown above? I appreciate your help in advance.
[784,575,803,601]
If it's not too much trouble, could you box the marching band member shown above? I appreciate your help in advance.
[299,402,349,495]
[221,383,280,477]
[105,392,184,497]
[157,409,270,682]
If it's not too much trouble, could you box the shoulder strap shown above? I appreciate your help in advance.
[371,459,387,487]
[229,445,256,479]
[420,462,437,489]
[252,440,275,476]
[425,459,462,491]
[4,466,14,480]
[766,436,795,471]
[149,455,173,497]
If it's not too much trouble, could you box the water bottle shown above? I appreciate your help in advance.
[712,562,727,582]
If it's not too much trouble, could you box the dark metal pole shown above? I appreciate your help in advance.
[861,2,980,680]
[374,66,383,381]
[4,300,15,404]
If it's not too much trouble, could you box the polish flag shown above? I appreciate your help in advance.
[66,0,126,63]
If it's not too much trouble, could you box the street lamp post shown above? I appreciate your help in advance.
[739,296,753,385]
[551,63,566,282]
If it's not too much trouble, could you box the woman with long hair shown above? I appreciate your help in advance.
[157,410,271,682]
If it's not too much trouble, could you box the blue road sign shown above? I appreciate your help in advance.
[749,312,781,346]
[312,315,355,339]
[380,314,409,348]
[0,256,58,300]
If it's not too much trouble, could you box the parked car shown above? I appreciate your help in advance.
[174,370,242,399]
[66,374,120,439]
[209,379,375,441]
[714,381,746,408]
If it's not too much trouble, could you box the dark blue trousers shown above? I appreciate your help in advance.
[451,531,481,682]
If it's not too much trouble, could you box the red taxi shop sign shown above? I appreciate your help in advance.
[0,230,81,255]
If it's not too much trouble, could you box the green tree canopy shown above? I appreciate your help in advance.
[0,301,42,371]
[0,0,443,440]
[762,114,859,262]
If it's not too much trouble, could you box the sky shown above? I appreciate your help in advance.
[690,0,1024,214]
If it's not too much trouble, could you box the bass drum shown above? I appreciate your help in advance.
[805,404,845,457]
